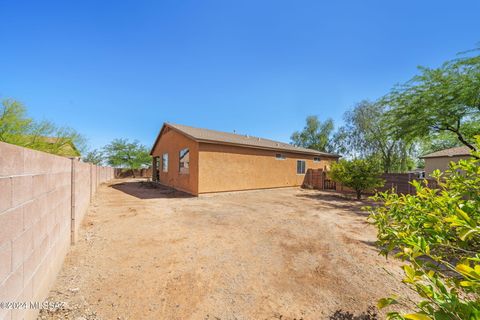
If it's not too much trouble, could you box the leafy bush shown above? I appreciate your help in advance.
[330,159,384,200]
[368,137,480,320]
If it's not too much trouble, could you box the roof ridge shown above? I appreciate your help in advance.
[165,122,340,157]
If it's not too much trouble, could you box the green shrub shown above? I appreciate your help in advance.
[330,159,384,200]
[367,137,480,320]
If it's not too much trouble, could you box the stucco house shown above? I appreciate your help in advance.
[421,145,472,176]
[150,123,340,195]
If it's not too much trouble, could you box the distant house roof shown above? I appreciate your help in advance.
[38,137,81,157]
[10,135,81,157]
[151,123,340,157]
[421,146,472,159]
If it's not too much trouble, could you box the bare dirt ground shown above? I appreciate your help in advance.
[39,179,412,320]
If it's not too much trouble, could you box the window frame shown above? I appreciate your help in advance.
[179,148,190,174]
[275,153,286,160]
[162,153,168,172]
[296,160,306,174]
[313,157,321,162]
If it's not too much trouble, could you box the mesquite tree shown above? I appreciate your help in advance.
[385,50,480,154]
[103,138,151,177]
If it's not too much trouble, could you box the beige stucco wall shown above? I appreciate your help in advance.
[151,128,199,195]
[424,156,469,176]
[198,142,337,193]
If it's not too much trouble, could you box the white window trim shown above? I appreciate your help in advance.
[275,153,286,160]
[296,160,306,175]
[162,153,168,172]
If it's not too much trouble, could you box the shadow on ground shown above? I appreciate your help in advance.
[328,306,378,320]
[110,180,194,199]
[295,192,374,217]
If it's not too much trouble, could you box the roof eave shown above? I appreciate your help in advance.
[196,139,340,157]
[421,154,471,159]
[149,123,167,155]
[150,123,202,155]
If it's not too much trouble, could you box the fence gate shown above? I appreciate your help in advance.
[322,170,335,189]
[323,179,336,190]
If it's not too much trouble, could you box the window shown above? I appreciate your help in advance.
[297,160,306,174]
[314,157,321,162]
[275,153,286,160]
[162,153,168,172]
[179,148,190,174]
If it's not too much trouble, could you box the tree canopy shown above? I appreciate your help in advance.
[83,149,104,165]
[103,138,151,175]
[0,99,86,156]
[334,100,415,173]
[294,48,480,169]
[385,50,480,152]
[291,116,335,152]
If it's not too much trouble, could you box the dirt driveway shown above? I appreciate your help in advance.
[40,180,410,320]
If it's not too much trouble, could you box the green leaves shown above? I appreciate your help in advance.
[103,138,151,170]
[404,313,432,320]
[83,149,104,165]
[0,99,32,141]
[330,158,384,199]
[456,263,480,282]
[333,100,416,173]
[368,137,480,319]
[291,116,335,153]
[378,296,398,309]
[0,99,87,156]
[385,48,480,152]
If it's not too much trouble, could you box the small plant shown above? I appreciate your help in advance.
[367,136,480,319]
[330,159,384,200]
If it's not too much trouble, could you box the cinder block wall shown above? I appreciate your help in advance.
[72,161,91,243]
[0,142,114,320]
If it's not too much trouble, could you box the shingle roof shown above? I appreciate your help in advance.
[421,146,472,158]
[152,123,340,157]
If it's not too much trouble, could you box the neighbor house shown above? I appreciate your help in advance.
[11,135,81,157]
[150,123,340,195]
[421,145,472,176]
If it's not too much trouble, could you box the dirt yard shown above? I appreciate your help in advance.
[39,180,411,320]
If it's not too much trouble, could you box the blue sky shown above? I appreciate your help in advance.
[1,1,479,151]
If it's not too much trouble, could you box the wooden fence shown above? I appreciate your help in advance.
[114,168,152,178]
[303,169,438,195]
[377,173,438,195]
[302,169,336,190]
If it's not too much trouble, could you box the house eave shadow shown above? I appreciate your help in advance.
[110,181,194,199]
